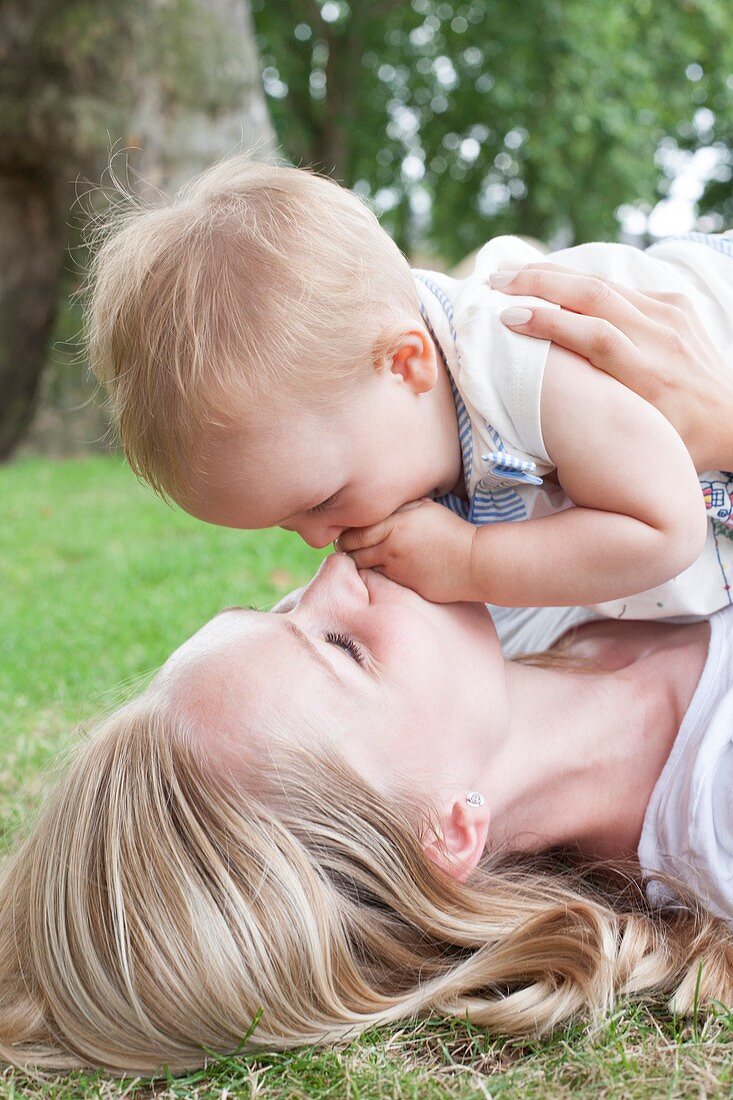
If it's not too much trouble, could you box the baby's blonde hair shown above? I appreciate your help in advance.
[86,157,420,501]
[0,684,732,1076]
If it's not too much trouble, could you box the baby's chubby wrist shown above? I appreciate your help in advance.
[463,523,485,602]
[437,512,482,603]
[461,522,508,605]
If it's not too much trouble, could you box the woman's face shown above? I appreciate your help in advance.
[161,554,508,801]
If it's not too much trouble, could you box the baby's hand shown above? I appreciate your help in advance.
[338,498,475,603]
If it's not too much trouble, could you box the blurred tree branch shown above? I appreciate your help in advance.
[253,0,733,258]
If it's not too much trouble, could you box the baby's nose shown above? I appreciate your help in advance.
[298,523,344,550]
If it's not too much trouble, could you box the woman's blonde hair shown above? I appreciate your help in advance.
[1,686,732,1077]
[85,157,420,502]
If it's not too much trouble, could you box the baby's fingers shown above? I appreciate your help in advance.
[337,520,391,553]
[347,542,390,570]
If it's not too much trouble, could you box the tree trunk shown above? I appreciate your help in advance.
[126,0,277,194]
[0,173,65,459]
[2,0,276,459]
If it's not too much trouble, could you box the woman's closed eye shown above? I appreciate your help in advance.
[325,631,365,665]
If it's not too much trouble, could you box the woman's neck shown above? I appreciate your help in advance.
[485,620,710,860]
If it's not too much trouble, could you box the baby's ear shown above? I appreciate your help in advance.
[379,325,438,395]
[422,797,490,882]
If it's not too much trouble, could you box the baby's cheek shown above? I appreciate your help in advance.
[351,485,419,529]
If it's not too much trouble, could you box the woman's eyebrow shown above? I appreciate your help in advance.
[282,620,341,682]
[210,606,341,680]
[213,604,257,618]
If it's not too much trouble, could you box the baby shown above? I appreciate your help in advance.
[88,157,733,619]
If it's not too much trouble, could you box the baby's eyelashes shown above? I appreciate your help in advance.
[306,491,341,516]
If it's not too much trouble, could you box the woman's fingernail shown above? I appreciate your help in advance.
[489,271,519,288]
[501,307,533,326]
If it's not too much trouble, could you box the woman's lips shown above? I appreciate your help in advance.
[358,565,414,604]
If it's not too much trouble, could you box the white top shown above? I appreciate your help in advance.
[638,603,733,922]
[414,233,733,621]
[491,601,596,658]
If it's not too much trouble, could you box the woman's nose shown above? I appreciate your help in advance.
[295,552,369,615]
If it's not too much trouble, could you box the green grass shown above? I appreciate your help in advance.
[3,456,733,1099]
[0,455,325,838]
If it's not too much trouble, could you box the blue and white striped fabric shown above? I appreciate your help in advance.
[666,232,733,258]
[415,273,541,527]
[481,451,543,483]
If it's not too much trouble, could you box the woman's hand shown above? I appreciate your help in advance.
[494,263,733,474]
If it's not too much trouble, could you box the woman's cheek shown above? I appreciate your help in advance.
[376,612,444,682]
[366,605,419,645]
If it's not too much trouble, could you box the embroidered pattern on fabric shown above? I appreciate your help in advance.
[702,473,733,529]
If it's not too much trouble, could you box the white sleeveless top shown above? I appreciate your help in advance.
[638,603,733,921]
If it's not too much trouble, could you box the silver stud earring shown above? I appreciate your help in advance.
[465,791,485,807]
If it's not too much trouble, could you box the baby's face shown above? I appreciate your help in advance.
[182,361,463,548]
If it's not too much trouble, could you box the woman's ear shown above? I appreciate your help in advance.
[379,326,438,394]
[423,798,490,882]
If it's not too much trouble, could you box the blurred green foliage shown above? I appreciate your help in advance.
[252,0,733,261]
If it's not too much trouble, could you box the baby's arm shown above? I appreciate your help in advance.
[340,345,708,607]
[465,344,708,606]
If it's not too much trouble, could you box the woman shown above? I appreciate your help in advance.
[1,275,732,1075]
